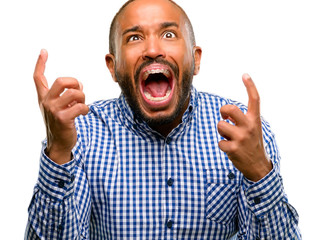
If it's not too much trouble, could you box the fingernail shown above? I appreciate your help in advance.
[40,49,47,55]
[79,81,83,90]
[243,73,251,79]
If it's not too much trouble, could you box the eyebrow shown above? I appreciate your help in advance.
[122,22,179,36]
[160,22,179,29]
[122,25,141,36]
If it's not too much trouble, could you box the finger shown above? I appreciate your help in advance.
[59,103,90,120]
[48,77,81,99]
[218,139,235,154]
[33,49,49,101]
[220,104,246,126]
[79,81,83,91]
[57,89,86,109]
[217,120,237,140]
[242,73,260,116]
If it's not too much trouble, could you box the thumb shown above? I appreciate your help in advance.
[33,49,49,102]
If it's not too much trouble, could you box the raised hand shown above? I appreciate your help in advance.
[217,74,272,182]
[33,49,89,164]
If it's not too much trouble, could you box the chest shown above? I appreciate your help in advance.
[84,119,241,238]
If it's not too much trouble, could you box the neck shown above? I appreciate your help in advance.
[150,119,180,137]
[149,98,190,137]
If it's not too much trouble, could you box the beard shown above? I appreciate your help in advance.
[115,58,195,127]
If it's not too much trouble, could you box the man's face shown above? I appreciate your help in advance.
[106,0,201,127]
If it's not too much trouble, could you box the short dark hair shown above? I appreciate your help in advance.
[108,0,196,55]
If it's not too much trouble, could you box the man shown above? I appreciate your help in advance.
[25,0,301,239]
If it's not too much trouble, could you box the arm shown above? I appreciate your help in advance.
[25,50,91,239]
[238,126,301,239]
[25,139,91,239]
[217,74,301,239]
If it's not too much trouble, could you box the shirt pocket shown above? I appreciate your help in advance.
[204,168,240,225]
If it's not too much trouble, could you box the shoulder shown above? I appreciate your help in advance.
[75,98,121,127]
[89,98,119,114]
[197,91,248,114]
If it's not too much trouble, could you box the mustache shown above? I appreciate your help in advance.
[134,58,179,84]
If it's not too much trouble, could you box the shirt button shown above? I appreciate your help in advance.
[58,180,65,188]
[166,219,174,229]
[227,172,235,180]
[166,138,171,144]
[58,224,63,232]
[167,178,174,187]
[254,197,261,204]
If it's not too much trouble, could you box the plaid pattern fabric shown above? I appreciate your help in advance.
[25,87,301,239]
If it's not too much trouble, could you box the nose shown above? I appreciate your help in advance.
[142,37,166,60]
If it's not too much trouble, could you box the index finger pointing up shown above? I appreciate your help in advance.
[242,73,260,116]
[33,49,49,102]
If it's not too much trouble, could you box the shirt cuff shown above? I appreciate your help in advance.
[243,165,285,219]
[37,143,76,201]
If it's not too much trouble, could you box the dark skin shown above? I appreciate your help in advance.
[105,0,202,136]
[33,0,271,182]
[218,74,272,182]
[34,50,89,164]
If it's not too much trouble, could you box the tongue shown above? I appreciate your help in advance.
[145,79,169,97]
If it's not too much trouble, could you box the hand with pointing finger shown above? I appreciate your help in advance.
[217,74,272,182]
[33,49,90,165]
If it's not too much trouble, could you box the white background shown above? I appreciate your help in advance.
[1,0,331,238]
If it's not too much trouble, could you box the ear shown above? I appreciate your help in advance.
[193,46,202,75]
[105,54,118,82]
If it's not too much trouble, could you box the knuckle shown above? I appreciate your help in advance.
[228,105,239,114]
[250,93,260,103]
[253,95,260,103]
[75,103,84,112]
[228,143,238,153]
[237,132,246,143]
[229,105,237,111]
[219,105,226,112]
[65,88,76,97]
[80,104,89,113]
[247,123,256,136]
[55,111,66,123]
[217,120,224,129]
[70,78,80,87]
[55,77,65,86]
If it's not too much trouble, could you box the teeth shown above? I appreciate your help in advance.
[144,87,171,101]
[143,68,171,81]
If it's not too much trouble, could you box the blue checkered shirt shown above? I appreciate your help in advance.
[25,87,301,239]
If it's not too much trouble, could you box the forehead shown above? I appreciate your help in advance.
[117,0,185,31]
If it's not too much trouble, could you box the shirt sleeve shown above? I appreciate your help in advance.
[25,137,91,239]
[236,119,302,239]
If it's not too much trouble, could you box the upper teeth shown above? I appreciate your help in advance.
[143,69,171,81]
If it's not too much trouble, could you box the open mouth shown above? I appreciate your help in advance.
[139,63,175,107]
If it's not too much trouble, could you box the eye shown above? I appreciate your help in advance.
[163,31,176,39]
[128,35,141,42]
